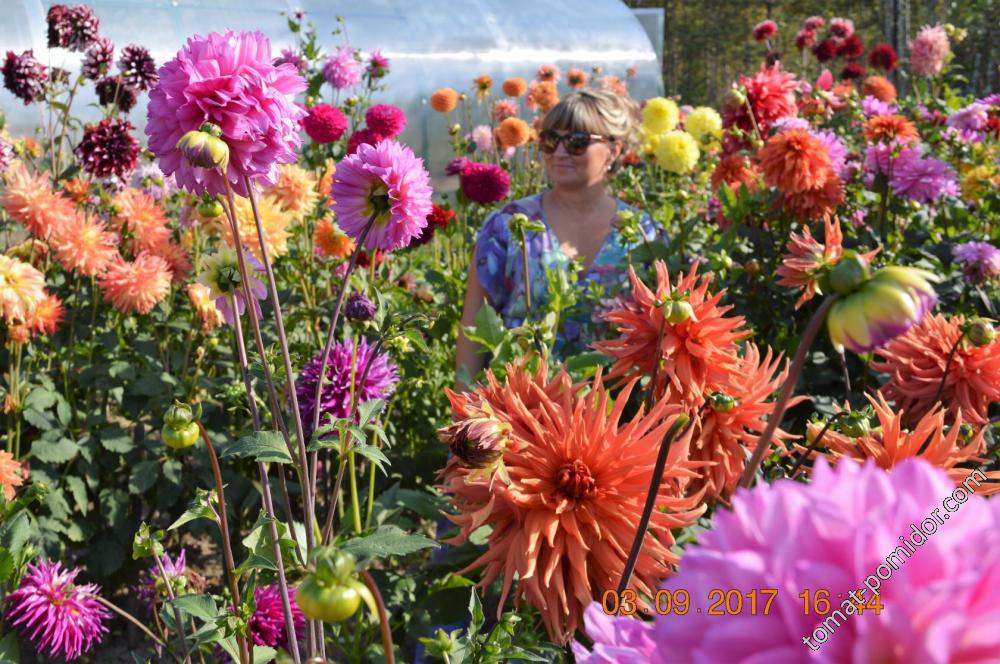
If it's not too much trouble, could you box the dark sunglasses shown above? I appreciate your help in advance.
[538,130,614,155]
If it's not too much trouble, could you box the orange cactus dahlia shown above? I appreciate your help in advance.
[759,128,834,194]
[25,293,65,337]
[872,314,1000,425]
[776,217,879,309]
[0,161,75,239]
[50,212,119,277]
[112,188,172,254]
[863,114,918,143]
[803,392,999,494]
[440,361,705,644]
[689,344,802,500]
[594,261,750,404]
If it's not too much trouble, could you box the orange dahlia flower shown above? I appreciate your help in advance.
[495,117,531,148]
[265,163,319,218]
[501,77,527,97]
[0,161,74,239]
[50,212,119,277]
[759,128,834,194]
[863,114,918,143]
[313,218,355,259]
[527,81,559,112]
[62,178,91,205]
[594,261,750,404]
[474,74,493,99]
[440,361,705,644]
[710,154,760,194]
[0,450,24,501]
[690,344,802,500]
[566,68,588,89]
[776,217,878,309]
[318,158,336,200]
[430,88,459,113]
[98,252,171,315]
[222,195,290,262]
[778,178,845,221]
[803,392,999,495]
[186,283,224,332]
[862,75,897,102]
[25,293,64,337]
[148,240,192,284]
[112,188,172,254]
[872,314,1000,425]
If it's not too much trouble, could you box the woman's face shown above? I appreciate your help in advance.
[541,128,621,190]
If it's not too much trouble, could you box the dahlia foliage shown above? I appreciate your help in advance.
[1,4,999,662]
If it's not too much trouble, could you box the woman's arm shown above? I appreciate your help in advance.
[455,252,491,391]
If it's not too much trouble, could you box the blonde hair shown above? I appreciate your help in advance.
[540,89,639,173]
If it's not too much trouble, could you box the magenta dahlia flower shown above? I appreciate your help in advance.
[861,96,897,117]
[460,162,510,204]
[295,337,399,437]
[5,560,111,661]
[249,584,305,650]
[367,49,390,78]
[576,458,1000,661]
[330,138,432,251]
[274,48,308,73]
[346,128,387,156]
[889,151,958,203]
[752,20,777,43]
[146,30,306,198]
[75,118,140,178]
[365,104,407,136]
[0,135,13,174]
[133,549,205,612]
[302,104,348,144]
[2,50,47,105]
[323,46,362,90]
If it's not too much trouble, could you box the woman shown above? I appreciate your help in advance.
[456,89,661,386]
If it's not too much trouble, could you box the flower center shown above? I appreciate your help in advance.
[365,182,391,223]
[556,459,597,500]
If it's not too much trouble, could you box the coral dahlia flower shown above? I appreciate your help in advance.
[501,77,527,97]
[863,114,919,143]
[594,261,750,404]
[98,252,171,315]
[440,362,705,644]
[0,255,46,325]
[4,560,110,661]
[872,314,1000,425]
[146,30,306,198]
[1,161,75,239]
[331,139,432,251]
[51,213,118,277]
[566,68,588,89]
[265,163,319,218]
[313,218,355,259]
[0,450,24,500]
[690,344,800,500]
[759,128,834,194]
[26,293,65,337]
[776,217,876,308]
[185,283,224,332]
[862,74,897,102]
[577,457,1000,661]
[430,88,459,113]
[710,154,760,194]
[112,188,172,254]
[803,392,998,494]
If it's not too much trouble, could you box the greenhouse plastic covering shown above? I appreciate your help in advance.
[1,0,663,177]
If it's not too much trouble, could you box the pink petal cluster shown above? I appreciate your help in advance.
[909,24,950,77]
[146,30,306,198]
[4,560,111,661]
[249,584,305,650]
[323,45,362,90]
[330,139,433,251]
[576,458,1000,662]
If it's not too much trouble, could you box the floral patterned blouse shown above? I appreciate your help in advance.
[474,191,662,357]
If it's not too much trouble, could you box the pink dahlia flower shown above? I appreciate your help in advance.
[346,128,387,156]
[249,584,305,651]
[909,24,950,77]
[330,139,433,251]
[577,458,1000,662]
[323,45,362,90]
[889,151,959,203]
[146,30,306,198]
[302,104,348,144]
[4,560,111,661]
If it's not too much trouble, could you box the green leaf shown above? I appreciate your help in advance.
[340,524,437,564]
[169,489,216,530]
[469,589,485,633]
[0,511,30,557]
[0,631,20,664]
[220,431,293,464]
[129,460,160,494]
[31,436,77,463]
[463,301,505,351]
[22,408,54,431]
[351,442,390,475]
[357,398,385,426]
[100,425,135,453]
[252,647,278,664]
[65,476,88,515]
[99,488,128,526]
[24,387,56,411]
[565,351,613,373]
[170,593,219,621]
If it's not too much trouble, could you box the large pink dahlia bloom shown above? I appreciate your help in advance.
[576,458,1000,662]
[4,560,111,661]
[146,30,306,197]
[330,139,432,251]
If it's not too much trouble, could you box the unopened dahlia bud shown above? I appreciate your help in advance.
[964,318,995,346]
[176,123,229,169]
[438,406,510,470]
[836,411,871,438]
[709,391,739,413]
[828,250,872,295]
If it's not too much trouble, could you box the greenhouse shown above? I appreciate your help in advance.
[0,1,998,662]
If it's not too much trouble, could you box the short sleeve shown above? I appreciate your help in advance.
[474,209,510,311]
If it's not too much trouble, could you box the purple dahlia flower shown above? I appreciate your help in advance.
[953,241,1000,285]
[249,584,305,650]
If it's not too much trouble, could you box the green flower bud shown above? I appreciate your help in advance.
[198,197,224,218]
[836,411,871,438]
[176,124,229,169]
[964,318,995,347]
[709,391,739,413]
[828,251,872,295]
[666,299,695,324]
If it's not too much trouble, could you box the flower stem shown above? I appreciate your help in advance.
[361,570,395,664]
[616,412,696,597]
[787,411,850,479]
[932,333,964,407]
[195,421,249,664]
[152,552,192,664]
[91,595,176,661]
[739,295,838,489]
